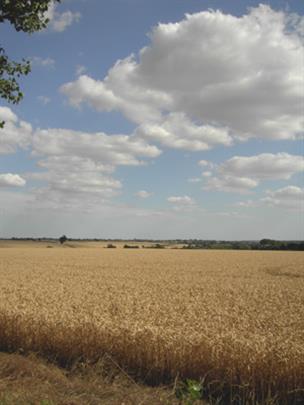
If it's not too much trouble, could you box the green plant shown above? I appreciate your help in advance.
[175,379,203,404]
[0,0,60,127]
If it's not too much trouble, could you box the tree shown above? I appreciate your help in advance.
[259,238,274,246]
[59,235,67,245]
[0,0,60,127]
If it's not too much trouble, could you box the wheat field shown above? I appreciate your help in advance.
[0,244,303,403]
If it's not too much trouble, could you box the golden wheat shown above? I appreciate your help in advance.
[0,245,303,403]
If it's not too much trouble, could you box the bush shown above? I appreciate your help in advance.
[142,244,165,248]
[106,244,116,248]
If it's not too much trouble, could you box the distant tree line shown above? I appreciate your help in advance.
[182,239,304,251]
[4,237,304,251]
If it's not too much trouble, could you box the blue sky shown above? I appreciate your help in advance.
[0,0,303,239]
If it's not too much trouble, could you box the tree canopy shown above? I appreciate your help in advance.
[59,235,68,245]
[0,0,60,127]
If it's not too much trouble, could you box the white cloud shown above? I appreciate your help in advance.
[167,195,195,205]
[205,153,304,193]
[135,190,153,199]
[30,128,161,209]
[136,113,232,151]
[51,10,81,32]
[219,153,304,180]
[31,56,55,68]
[32,128,161,167]
[28,155,122,211]
[238,186,304,211]
[167,195,198,212]
[198,160,211,167]
[0,108,161,210]
[286,12,304,38]
[61,5,304,149]
[237,199,259,208]
[0,106,17,123]
[205,175,258,194]
[188,178,201,183]
[45,1,81,32]
[33,171,121,208]
[61,71,169,123]
[262,186,304,211]
[0,107,32,154]
[37,96,51,105]
[202,171,212,177]
[0,173,26,187]
[61,75,120,111]
[136,5,304,141]
[76,65,87,76]
[35,155,113,174]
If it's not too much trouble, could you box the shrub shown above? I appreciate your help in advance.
[106,244,116,249]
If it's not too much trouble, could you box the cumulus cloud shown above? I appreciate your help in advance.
[238,186,304,211]
[0,107,32,154]
[135,190,153,198]
[167,195,195,205]
[27,154,122,211]
[205,153,304,193]
[0,106,17,123]
[167,195,197,212]
[205,175,258,194]
[0,173,26,187]
[32,128,161,167]
[61,5,304,149]
[0,107,161,210]
[61,75,121,112]
[262,186,304,211]
[32,171,121,209]
[30,128,161,209]
[219,153,304,180]
[45,1,81,32]
[61,71,169,123]
[136,113,232,151]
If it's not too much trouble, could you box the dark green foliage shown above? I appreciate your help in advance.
[181,239,304,251]
[0,47,30,123]
[59,235,67,245]
[0,0,60,32]
[175,379,203,404]
[106,244,116,248]
[0,0,60,126]
[145,243,165,249]
[259,238,274,246]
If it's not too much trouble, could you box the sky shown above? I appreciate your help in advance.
[0,0,303,240]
